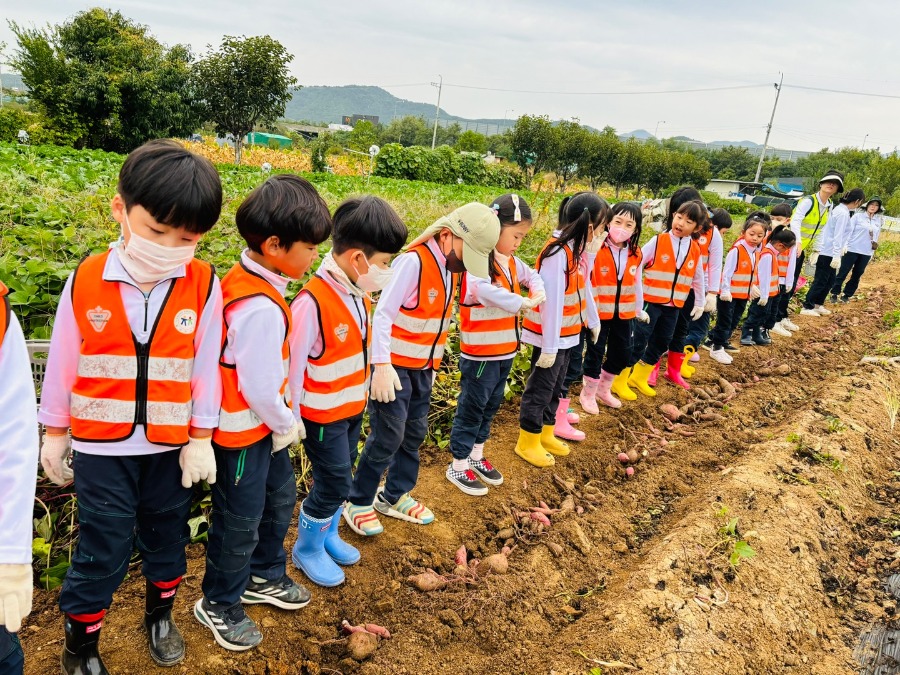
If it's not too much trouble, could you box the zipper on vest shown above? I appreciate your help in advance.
[134,340,150,425]
[142,293,150,332]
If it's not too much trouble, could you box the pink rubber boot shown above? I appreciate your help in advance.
[595,370,622,408]
[662,350,691,390]
[579,377,600,415]
[648,361,660,386]
[567,409,580,425]
[554,398,586,441]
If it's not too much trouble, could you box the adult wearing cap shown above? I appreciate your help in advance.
[344,203,500,535]
[829,196,883,302]
[783,169,843,319]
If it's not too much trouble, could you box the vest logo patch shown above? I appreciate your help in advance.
[699,236,708,245]
[629,265,637,275]
[174,309,197,335]
[660,254,670,264]
[86,306,111,333]
[687,260,695,269]
[740,261,749,269]
[600,266,610,275]
[427,288,438,304]
[334,323,349,343]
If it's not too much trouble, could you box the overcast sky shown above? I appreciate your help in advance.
[3,1,899,153]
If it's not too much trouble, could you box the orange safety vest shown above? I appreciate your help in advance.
[642,233,701,308]
[0,281,9,347]
[756,247,780,296]
[697,229,713,271]
[214,263,292,449]
[390,244,458,370]
[523,242,587,338]
[296,275,371,423]
[591,243,642,320]
[728,243,758,300]
[761,232,790,281]
[70,250,214,446]
[459,262,520,358]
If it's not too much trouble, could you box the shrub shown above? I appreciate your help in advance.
[374,143,526,189]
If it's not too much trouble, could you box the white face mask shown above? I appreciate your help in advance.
[354,255,393,293]
[116,210,197,283]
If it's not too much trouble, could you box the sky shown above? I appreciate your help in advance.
[2,0,899,153]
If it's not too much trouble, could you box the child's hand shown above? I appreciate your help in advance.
[749,285,761,301]
[758,296,768,307]
[830,255,841,270]
[590,325,601,344]
[703,292,717,313]
[272,420,300,452]
[521,290,546,310]
[179,436,217,488]
[636,310,650,323]
[689,305,704,321]
[720,290,732,302]
[40,433,73,486]
[0,564,32,632]
[371,364,402,403]
[535,352,557,369]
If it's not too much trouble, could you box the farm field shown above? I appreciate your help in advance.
[5,143,900,674]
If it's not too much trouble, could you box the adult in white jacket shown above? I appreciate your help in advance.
[830,196,883,302]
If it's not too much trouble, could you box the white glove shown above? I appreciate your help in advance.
[809,252,819,265]
[703,292,717,313]
[585,229,608,255]
[636,310,650,324]
[758,296,768,307]
[520,290,546,310]
[371,363,402,403]
[749,285,761,301]
[535,352,557,369]
[0,564,33,632]
[590,325,601,344]
[298,418,307,440]
[689,305,704,321]
[40,433,73,485]
[179,436,217,489]
[719,289,732,303]
[272,419,299,452]
[830,256,841,270]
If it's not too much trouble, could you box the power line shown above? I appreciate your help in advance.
[783,84,900,100]
[439,83,770,95]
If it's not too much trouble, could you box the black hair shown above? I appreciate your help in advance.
[742,215,769,233]
[490,194,533,226]
[664,186,703,230]
[673,200,709,239]
[331,196,407,256]
[607,201,643,257]
[769,224,797,247]
[711,207,733,230]
[118,139,223,234]
[770,203,792,218]
[840,188,865,205]
[236,174,332,253]
[540,192,610,273]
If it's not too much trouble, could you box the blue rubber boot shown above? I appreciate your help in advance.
[291,502,345,587]
[324,505,360,566]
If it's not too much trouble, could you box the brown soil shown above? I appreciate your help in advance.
[21,261,900,675]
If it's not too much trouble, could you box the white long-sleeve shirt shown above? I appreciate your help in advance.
[221,251,295,436]
[0,308,39,564]
[289,265,370,417]
[38,250,223,455]
[706,227,723,293]
[846,211,881,256]
[815,203,851,258]
[756,243,779,302]
[719,239,758,296]
[371,237,452,365]
[638,232,706,306]
[462,255,545,362]
[522,234,600,355]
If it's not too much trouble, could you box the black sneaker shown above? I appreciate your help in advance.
[829,294,838,304]
[838,296,849,303]
[445,465,489,496]
[194,598,262,651]
[723,342,741,353]
[761,328,772,343]
[701,339,714,352]
[468,457,504,486]
[241,574,311,610]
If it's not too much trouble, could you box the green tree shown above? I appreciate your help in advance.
[549,119,590,191]
[456,129,487,153]
[509,114,557,184]
[193,35,297,164]
[380,115,431,146]
[10,8,199,152]
[700,145,757,181]
[348,120,378,152]
[580,126,624,190]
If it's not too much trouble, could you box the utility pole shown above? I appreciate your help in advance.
[754,73,783,183]
[431,75,442,150]
[862,133,869,150]
[654,120,665,139]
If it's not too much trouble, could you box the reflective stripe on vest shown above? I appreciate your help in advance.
[643,234,700,308]
[776,250,790,280]
[522,243,586,338]
[757,248,780,295]
[390,245,457,370]
[214,263,292,449]
[0,282,9,347]
[459,262,520,358]
[794,195,829,252]
[297,275,371,424]
[69,250,212,446]
[728,244,758,300]
[591,244,642,321]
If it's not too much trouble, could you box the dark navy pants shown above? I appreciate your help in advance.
[632,303,680,366]
[667,290,695,353]
[60,450,191,615]
[565,320,634,388]
[709,297,748,348]
[202,435,297,606]
[301,414,363,519]
[777,251,804,321]
[744,295,781,332]
[831,252,871,299]
[519,345,573,434]
[684,311,712,351]
[803,255,837,308]
[449,357,513,461]
[349,367,433,506]
[0,628,23,675]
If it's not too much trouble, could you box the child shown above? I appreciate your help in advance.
[742,225,797,346]
[449,194,545,494]
[687,208,732,365]
[577,201,644,411]
[0,280,39,675]
[768,203,799,336]
[517,192,604,466]
[680,207,723,377]
[831,196,883,302]
[38,140,224,671]
[711,208,734,238]
[289,196,406,585]
[628,200,706,394]
[344,203,500,533]
[707,216,768,362]
[196,175,332,650]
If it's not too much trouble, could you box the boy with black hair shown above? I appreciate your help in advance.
[711,207,733,236]
[768,203,798,335]
[289,196,407,587]
[195,174,332,651]
[39,139,224,672]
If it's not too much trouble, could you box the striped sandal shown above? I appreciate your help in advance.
[374,490,434,525]
[342,503,384,537]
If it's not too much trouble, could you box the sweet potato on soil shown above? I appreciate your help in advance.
[530,511,552,527]
[659,404,683,422]
[347,631,378,661]
[408,569,448,592]
[625,467,635,477]
[617,452,630,463]
[480,552,509,575]
[626,449,640,463]
[717,378,736,397]
[454,545,467,566]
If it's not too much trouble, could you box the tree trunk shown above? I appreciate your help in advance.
[615,183,621,199]
[234,137,243,165]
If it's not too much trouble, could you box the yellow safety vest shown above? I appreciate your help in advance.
[794,195,830,252]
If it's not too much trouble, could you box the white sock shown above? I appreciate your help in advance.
[470,443,485,461]
[452,458,468,472]
[251,575,267,584]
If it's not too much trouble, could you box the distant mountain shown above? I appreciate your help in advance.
[0,73,26,91]
[620,129,653,140]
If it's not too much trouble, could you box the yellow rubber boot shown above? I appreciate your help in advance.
[514,429,555,468]
[681,346,696,379]
[540,426,571,457]
[611,368,638,401]
[627,361,658,397]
